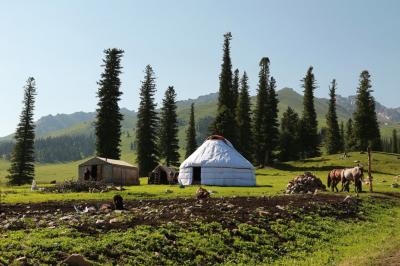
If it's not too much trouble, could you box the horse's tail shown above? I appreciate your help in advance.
[327,173,332,188]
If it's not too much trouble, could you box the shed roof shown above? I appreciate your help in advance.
[79,157,136,168]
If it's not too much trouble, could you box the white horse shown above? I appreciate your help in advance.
[341,166,364,193]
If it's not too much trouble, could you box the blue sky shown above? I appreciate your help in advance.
[0,0,399,136]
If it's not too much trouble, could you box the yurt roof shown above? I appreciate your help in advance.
[180,135,254,169]
[79,157,136,168]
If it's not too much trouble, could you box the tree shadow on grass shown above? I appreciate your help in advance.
[126,192,158,198]
[274,163,345,172]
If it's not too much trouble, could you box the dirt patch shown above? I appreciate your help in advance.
[0,194,360,233]
[374,249,400,266]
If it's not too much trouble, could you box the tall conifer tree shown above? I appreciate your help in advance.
[345,118,357,152]
[232,69,240,112]
[236,71,252,161]
[253,57,270,167]
[185,103,197,158]
[353,70,381,151]
[95,48,124,159]
[158,86,180,166]
[7,77,37,185]
[136,65,159,176]
[325,79,342,154]
[393,129,398,154]
[212,32,237,144]
[264,76,279,163]
[279,107,301,161]
[300,67,320,157]
[340,121,345,152]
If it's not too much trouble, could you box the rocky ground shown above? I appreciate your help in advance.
[0,194,360,233]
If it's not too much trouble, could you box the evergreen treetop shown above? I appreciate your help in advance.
[159,86,180,166]
[7,77,37,185]
[253,57,270,167]
[325,79,342,154]
[136,65,159,176]
[300,66,320,157]
[212,32,237,144]
[95,48,124,159]
[353,70,381,151]
[264,76,280,163]
[236,71,253,161]
[185,103,197,158]
[232,68,240,110]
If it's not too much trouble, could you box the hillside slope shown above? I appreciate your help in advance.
[1,88,399,146]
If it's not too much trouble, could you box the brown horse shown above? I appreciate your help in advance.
[327,169,343,192]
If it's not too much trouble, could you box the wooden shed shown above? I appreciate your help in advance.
[78,157,139,186]
[148,165,179,185]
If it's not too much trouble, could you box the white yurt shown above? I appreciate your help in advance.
[178,135,256,186]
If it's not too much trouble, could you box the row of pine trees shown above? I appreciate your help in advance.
[6,33,387,184]
[210,33,382,167]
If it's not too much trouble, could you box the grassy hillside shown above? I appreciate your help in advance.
[20,88,400,142]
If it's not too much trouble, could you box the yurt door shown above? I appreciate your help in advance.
[192,167,201,184]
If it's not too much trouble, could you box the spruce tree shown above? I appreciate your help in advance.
[279,107,301,162]
[353,70,381,151]
[325,79,342,154]
[253,57,269,167]
[212,32,237,144]
[136,65,159,176]
[232,69,240,112]
[158,86,180,166]
[264,76,279,164]
[95,48,124,159]
[185,103,197,158]
[345,118,357,152]
[7,77,37,185]
[393,129,398,154]
[300,66,320,158]
[340,121,345,152]
[236,71,252,161]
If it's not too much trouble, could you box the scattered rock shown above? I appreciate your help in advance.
[82,206,96,213]
[196,187,210,199]
[14,256,27,265]
[258,210,270,217]
[95,219,105,224]
[109,218,120,224]
[99,204,113,213]
[63,254,92,266]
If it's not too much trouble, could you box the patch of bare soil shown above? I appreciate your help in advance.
[0,194,360,233]
[373,249,400,266]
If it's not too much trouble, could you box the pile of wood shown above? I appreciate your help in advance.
[43,180,108,193]
[286,172,326,194]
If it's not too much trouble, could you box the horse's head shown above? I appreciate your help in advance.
[354,165,364,179]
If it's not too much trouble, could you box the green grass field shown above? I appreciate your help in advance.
[1,151,399,204]
[1,152,400,265]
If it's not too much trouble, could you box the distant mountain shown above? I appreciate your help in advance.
[1,88,399,143]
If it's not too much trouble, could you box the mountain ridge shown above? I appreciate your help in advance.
[1,88,399,141]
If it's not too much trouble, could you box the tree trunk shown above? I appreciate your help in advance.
[368,147,373,192]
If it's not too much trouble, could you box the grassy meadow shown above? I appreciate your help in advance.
[1,151,399,204]
[1,152,400,265]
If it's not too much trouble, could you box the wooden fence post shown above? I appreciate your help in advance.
[368,147,373,193]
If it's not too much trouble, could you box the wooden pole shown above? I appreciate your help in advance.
[368,147,373,193]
